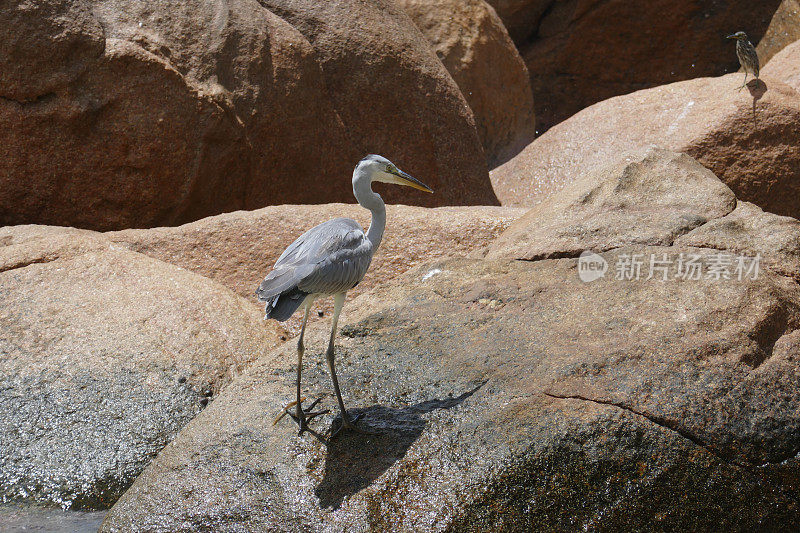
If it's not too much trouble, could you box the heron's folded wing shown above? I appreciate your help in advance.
[260,218,371,299]
[255,264,314,302]
[297,246,372,295]
[273,218,364,268]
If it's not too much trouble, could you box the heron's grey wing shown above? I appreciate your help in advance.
[257,218,370,301]
[255,263,314,302]
[273,218,363,268]
[297,237,373,295]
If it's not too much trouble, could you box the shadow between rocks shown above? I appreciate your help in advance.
[314,384,483,510]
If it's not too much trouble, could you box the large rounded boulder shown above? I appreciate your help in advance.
[757,0,800,65]
[0,230,283,509]
[491,72,800,220]
[98,150,800,530]
[762,37,800,91]
[0,0,494,231]
[396,0,536,166]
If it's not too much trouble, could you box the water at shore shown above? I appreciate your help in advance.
[0,504,106,532]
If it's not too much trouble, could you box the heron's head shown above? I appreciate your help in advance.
[355,154,433,193]
[727,31,748,41]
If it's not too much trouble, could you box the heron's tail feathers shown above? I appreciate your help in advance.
[256,268,309,322]
[256,268,302,301]
[262,288,308,322]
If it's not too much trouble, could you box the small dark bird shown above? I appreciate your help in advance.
[727,31,760,90]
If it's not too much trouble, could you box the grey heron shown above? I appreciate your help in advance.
[256,155,433,436]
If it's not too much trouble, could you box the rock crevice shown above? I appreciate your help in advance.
[541,391,791,468]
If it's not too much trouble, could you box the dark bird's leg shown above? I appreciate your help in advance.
[326,293,369,437]
[738,71,748,91]
[275,300,328,434]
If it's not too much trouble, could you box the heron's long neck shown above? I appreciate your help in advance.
[353,173,386,251]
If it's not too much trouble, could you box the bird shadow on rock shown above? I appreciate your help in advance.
[747,78,767,126]
[314,383,484,510]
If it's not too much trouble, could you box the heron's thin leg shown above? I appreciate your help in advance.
[738,71,748,91]
[295,302,311,421]
[276,297,328,434]
[325,293,365,435]
[326,294,348,420]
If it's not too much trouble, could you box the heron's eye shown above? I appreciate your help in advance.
[387,164,396,174]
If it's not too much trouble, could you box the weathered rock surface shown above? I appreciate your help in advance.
[0,225,108,273]
[0,37,250,231]
[0,0,104,101]
[250,0,492,204]
[763,37,800,92]
[0,0,494,231]
[0,236,283,509]
[487,148,736,261]
[495,0,781,133]
[100,151,800,530]
[757,0,800,66]
[0,224,97,247]
[397,0,535,166]
[107,204,526,336]
[491,72,800,220]
[676,200,800,282]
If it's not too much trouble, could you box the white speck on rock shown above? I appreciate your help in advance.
[666,100,694,136]
[422,268,442,282]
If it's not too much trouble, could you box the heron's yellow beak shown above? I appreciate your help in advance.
[390,168,434,193]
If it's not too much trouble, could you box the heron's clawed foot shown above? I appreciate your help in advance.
[273,397,329,435]
[328,411,376,439]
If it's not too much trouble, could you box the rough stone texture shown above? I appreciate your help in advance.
[0,224,97,246]
[676,201,800,281]
[0,237,283,510]
[0,0,105,101]
[250,0,492,204]
[499,0,781,133]
[106,204,526,336]
[491,72,800,220]
[0,0,494,231]
[0,38,250,231]
[397,0,535,166]
[99,153,800,530]
[98,258,800,531]
[757,0,800,66]
[0,225,107,273]
[763,38,800,92]
[486,148,737,261]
